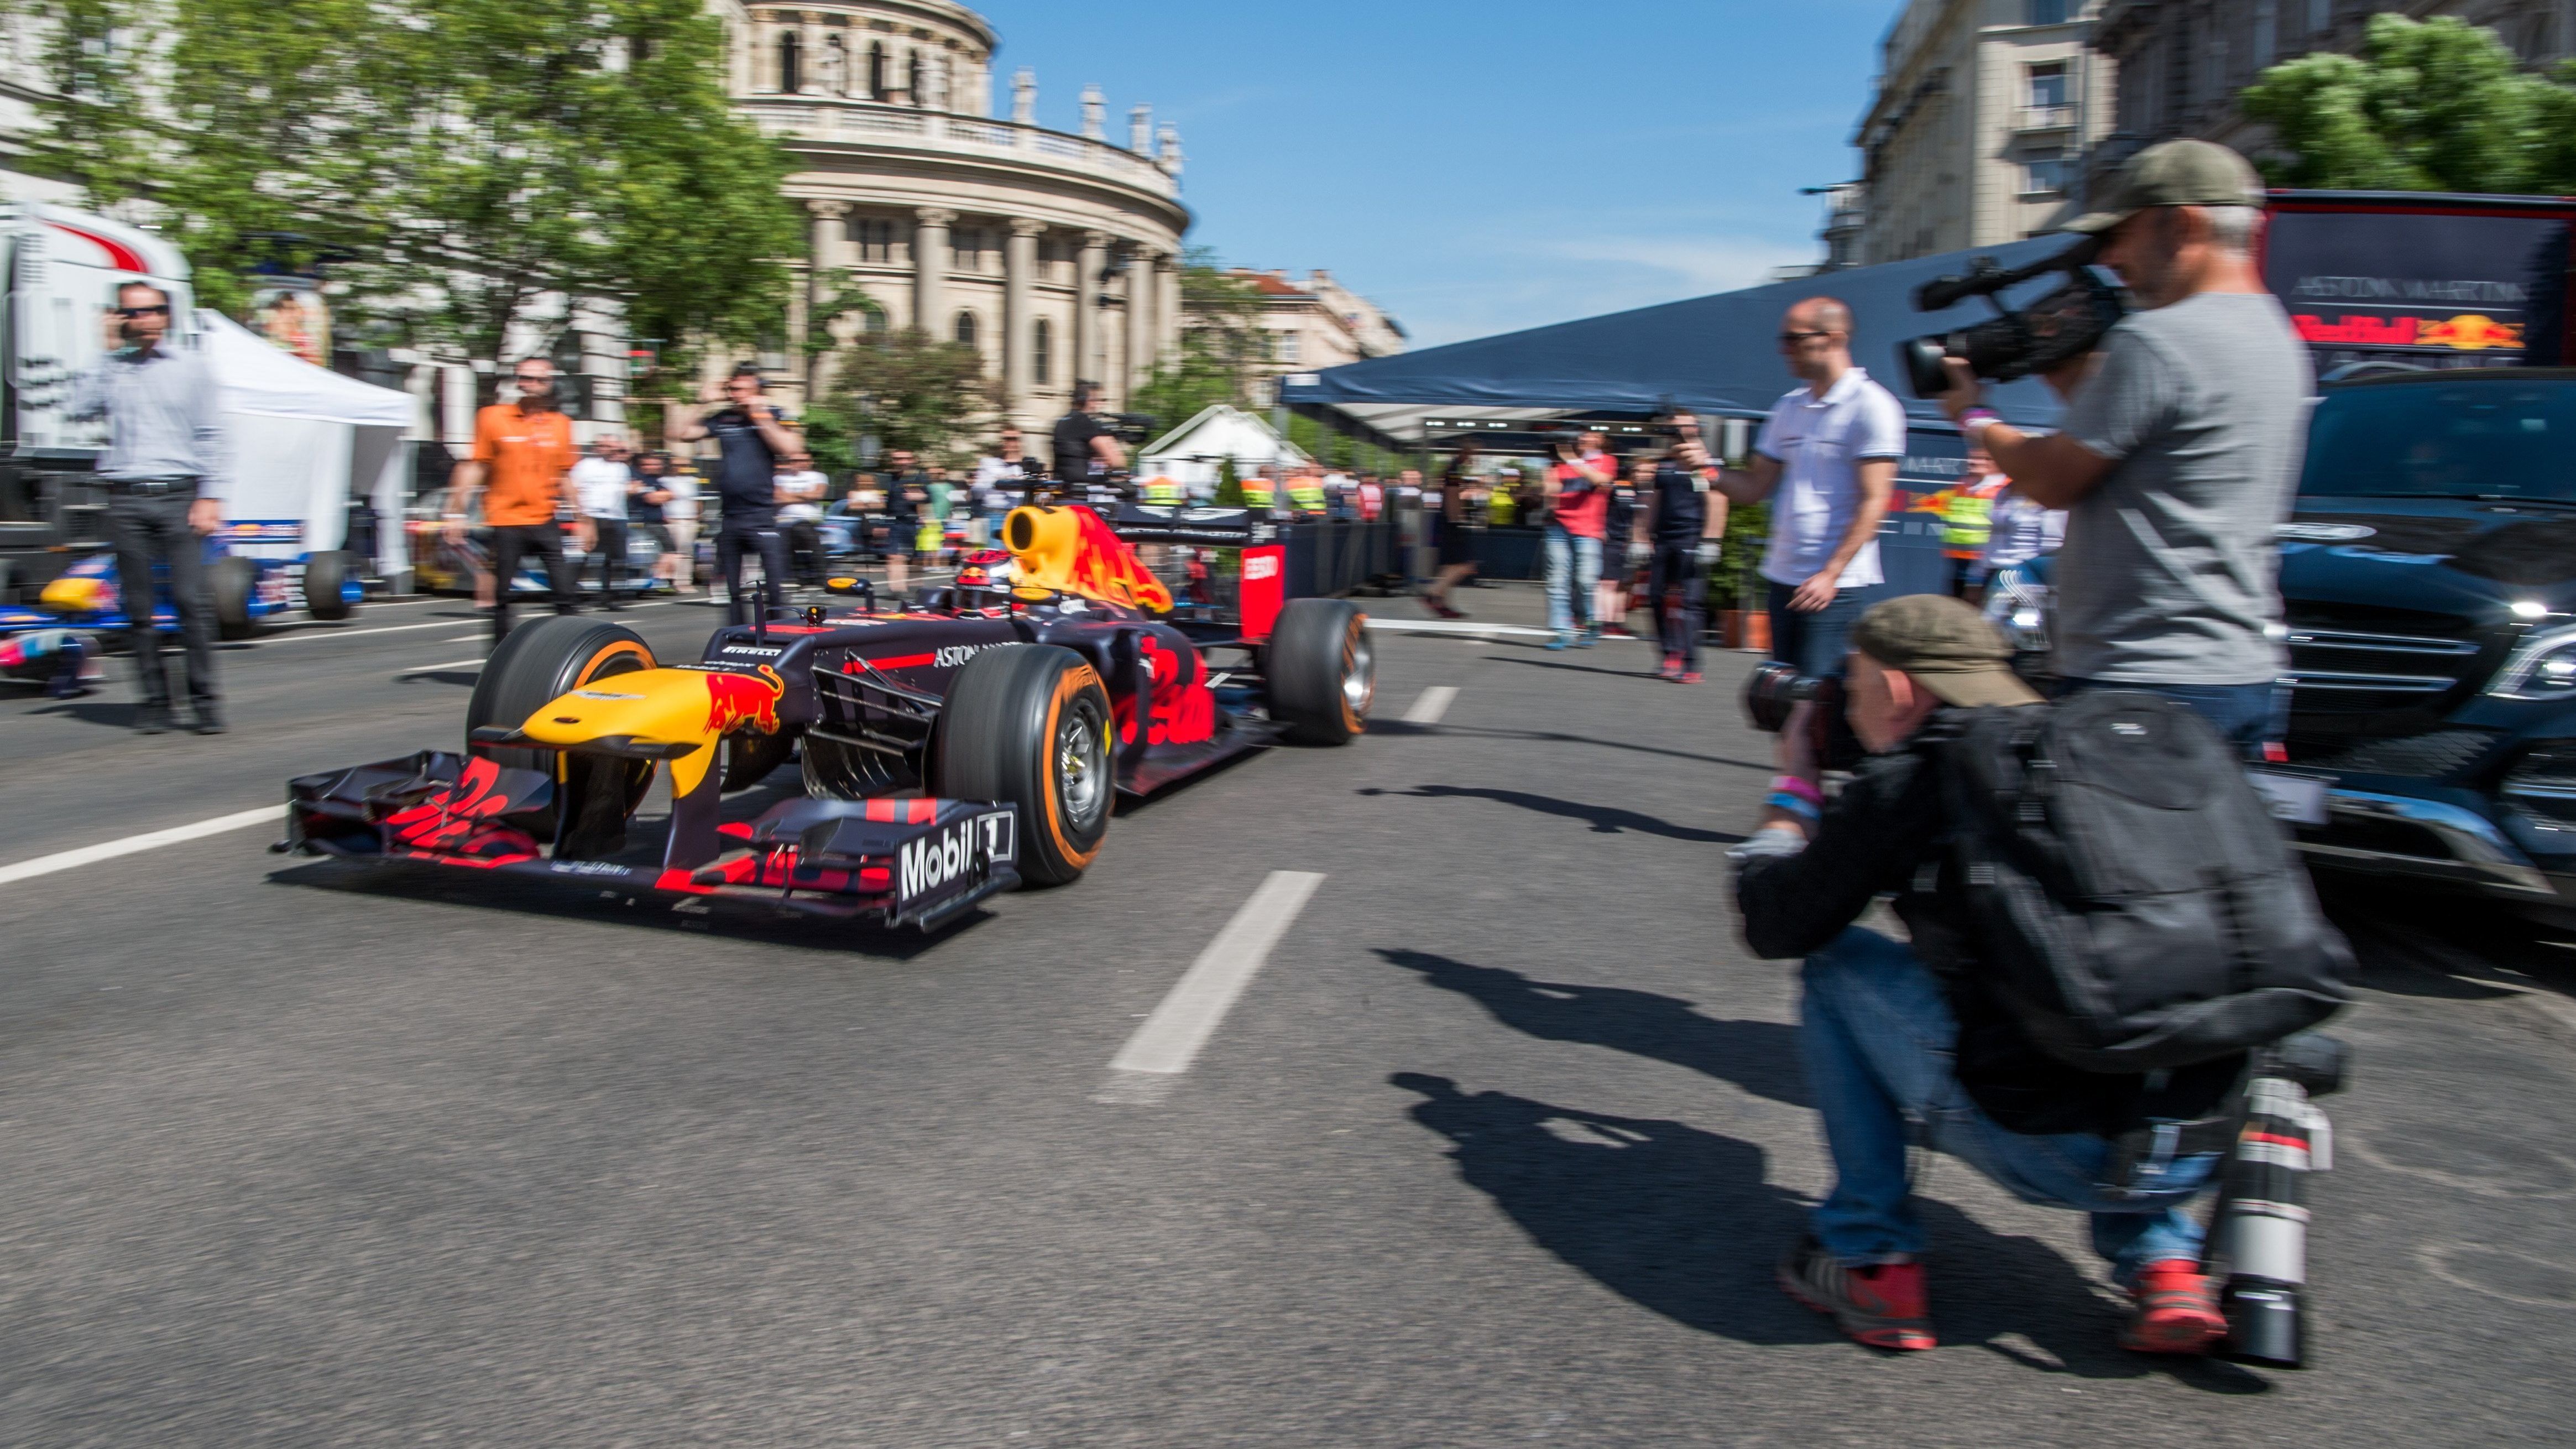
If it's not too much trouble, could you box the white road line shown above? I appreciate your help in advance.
[396,658,485,675]
[1402,685,1459,726]
[253,618,478,645]
[0,805,285,888]
[1099,871,1324,1100]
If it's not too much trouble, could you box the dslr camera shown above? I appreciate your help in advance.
[1896,236,2125,399]
[1743,661,1864,772]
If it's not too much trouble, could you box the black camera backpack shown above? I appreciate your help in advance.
[1935,691,2352,1072]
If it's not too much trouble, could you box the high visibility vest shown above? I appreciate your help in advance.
[1142,477,1182,504]
[1288,481,1328,512]
[1943,477,2008,558]
[1242,478,1277,507]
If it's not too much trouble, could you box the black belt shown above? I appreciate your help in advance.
[106,476,199,496]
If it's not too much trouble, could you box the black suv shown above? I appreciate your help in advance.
[2259,368,2576,918]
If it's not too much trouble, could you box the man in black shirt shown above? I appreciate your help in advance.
[1049,381,1126,496]
[1734,595,2234,1358]
[671,363,801,624]
[1647,415,1730,681]
[880,447,926,596]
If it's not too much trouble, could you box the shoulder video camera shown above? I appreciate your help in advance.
[1897,236,2125,400]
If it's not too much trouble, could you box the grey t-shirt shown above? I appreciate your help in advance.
[2056,291,2313,685]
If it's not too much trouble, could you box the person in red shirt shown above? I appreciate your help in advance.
[1543,431,1614,649]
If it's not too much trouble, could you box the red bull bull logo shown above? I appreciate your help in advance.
[2412,313,2522,351]
[703,664,786,735]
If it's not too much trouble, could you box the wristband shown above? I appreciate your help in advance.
[1957,406,2000,440]
[1766,790,1822,823]
[1769,774,1825,807]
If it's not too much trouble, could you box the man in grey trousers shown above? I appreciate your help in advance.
[66,280,231,734]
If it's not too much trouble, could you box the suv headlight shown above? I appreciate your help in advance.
[2490,624,2576,700]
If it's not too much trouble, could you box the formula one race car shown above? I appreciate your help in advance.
[2,543,363,642]
[281,502,1373,930]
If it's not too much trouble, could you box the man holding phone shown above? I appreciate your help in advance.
[67,282,231,734]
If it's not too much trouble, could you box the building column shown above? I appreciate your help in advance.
[914,207,955,344]
[1004,218,1044,427]
[1125,245,1156,395]
[1074,228,1108,395]
[1156,251,1182,366]
[805,199,850,399]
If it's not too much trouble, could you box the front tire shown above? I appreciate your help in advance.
[210,556,258,641]
[1266,597,1373,744]
[932,644,1112,887]
[466,616,657,856]
[303,550,359,622]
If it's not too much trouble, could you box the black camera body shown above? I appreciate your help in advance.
[1898,237,2126,399]
[1103,411,1158,446]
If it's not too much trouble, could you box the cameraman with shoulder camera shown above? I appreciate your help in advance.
[1052,381,1128,498]
[1934,140,2309,753]
[1732,593,2348,1356]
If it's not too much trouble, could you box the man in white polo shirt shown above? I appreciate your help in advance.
[1710,296,1905,816]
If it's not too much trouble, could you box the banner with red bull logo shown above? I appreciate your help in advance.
[2265,195,2573,376]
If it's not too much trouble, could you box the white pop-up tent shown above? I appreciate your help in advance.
[1136,404,1313,492]
[197,309,417,576]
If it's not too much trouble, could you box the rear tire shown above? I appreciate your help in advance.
[931,643,1111,887]
[303,550,358,622]
[210,556,258,641]
[1266,597,1372,744]
[466,615,657,856]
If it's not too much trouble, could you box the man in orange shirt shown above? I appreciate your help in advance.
[447,357,581,643]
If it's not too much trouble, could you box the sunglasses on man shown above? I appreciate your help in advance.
[117,305,171,319]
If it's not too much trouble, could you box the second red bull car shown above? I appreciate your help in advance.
[279,502,1373,930]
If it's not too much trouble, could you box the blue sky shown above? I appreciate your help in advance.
[982,0,1897,348]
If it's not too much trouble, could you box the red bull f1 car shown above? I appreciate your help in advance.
[281,503,1373,930]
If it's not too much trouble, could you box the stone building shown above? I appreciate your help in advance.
[1221,268,1407,403]
[1853,1,2118,264]
[2090,1,2576,183]
[719,1,1192,430]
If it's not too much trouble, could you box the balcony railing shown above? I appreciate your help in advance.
[2016,103,2079,132]
[737,98,1179,200]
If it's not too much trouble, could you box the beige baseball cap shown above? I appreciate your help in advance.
[2061,138,2265,236]
[1849,595,2043,710]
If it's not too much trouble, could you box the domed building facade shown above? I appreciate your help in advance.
[718,1,1191,430]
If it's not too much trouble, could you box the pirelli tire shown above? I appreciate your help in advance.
[1266,597,1373,745]
[932,643,1111,888]
[302,549,359,622]
[210,555,259,641]
[466,615,659,854]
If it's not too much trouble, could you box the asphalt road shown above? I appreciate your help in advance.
[4,583,2573,1446]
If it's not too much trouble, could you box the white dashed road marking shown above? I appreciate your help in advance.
[0,805,285,888]
[1098,871,1325,1103]
[396,658,487,676]
[1402,686,1458,726]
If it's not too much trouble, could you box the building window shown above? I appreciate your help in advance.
[866,41,886,100]
[848,217,893,264]
[2028,61,2067,111]
[1274,331,1299,364]
[2026,0,2068,23]
[954,310,977,347]
[952,226,987,272]
[1033,319,1052,384]
[2307,0,2331,38]
[907,49,923,106]
[779,30,801,95]
[2024,148,2067,196]
[865,307,889,335]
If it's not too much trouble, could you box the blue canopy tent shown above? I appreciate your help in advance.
[1276,236,2086,598]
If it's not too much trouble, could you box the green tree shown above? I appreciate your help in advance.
[2242,14,2576,192]
[19,0,801,373]
[1130,249,1270,428]
[824,328,997,464]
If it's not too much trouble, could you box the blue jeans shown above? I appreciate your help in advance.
[1799,926,2219,1286]
[1543,524,1601,635]
[1765,580,1869,679]
[2062,679,2286,759]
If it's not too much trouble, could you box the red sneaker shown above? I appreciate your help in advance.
[2120,1260,2226,1355]
[1680,671,1704,685]
[1658,654,1683,680]
[1778,1237,1936,1351]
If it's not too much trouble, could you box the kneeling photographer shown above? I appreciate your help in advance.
[1915,138,2309,754]
[1733,595,2350,1356]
